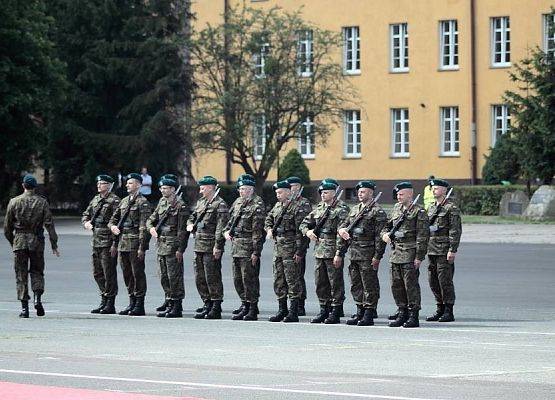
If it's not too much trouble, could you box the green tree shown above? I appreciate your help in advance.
[0,0,66,205]
[278,149,310,184]
[481,134,520,184]
[189,4,356,189]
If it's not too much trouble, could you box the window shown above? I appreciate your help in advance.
[390,23,409,72]
[254,42,270,78]
[544,13,555,57]
[252,114,266,160]
[343,26,360,74]
[491,17,510,67]
[297,30,313,76]
[344,110,361,157]
[391,108,409,157]
[491,105,511,146]
[440,20,459,69]
[298,115,315,158]
[440,107,460,155]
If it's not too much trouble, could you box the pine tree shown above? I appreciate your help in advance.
[278,149,310,184]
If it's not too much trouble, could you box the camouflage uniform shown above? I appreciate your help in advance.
[226,195,266,305]
[294,196,312,302]
[4,191,58,301]
[108,193,151,298]
[300,200,350,307]
[264,198,311,300]
[382,203,429,311]
[82,193,120,299]
[427,201,462,307]
[337,202,387,311]
[146,196,189,301]
[188,196,229,302]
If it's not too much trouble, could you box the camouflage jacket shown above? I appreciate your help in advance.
[187,196,229,253]
[4,191,58,252]
[146,196,189,255]
[337,202,387,261]
[427,200,462,255]
[225,194,266,258]
[264,196,311,258]
[81,192,120,248]
[381,202,429,263]
[108,193,151,252]
[300,200,350,259]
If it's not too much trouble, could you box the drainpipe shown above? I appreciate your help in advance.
[224,0,232,184]
[470,0,478,184]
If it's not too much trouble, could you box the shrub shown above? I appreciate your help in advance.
[453,185,535,215]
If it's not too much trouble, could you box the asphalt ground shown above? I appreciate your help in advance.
[1,222,554,400]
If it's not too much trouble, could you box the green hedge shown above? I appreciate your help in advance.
[453,185,534,215]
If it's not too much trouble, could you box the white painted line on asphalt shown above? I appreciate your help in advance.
[0,368,446,400]
[429,367,555,379]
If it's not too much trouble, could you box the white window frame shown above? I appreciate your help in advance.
[491,17,511,67]
[543,13,555,57]
[439,20,459,70]
[298,115,315,159]
[391,108,410,157]
[390,23,409,72]
[440,106,460,156]
[491,105,511,146]
[344,110,361,158]
[254,42,270,78]
[297,30,314,77]
[343,26,360,75]
[252,114,266,160]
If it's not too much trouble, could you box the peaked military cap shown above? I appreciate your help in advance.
[355,180,376,191]
[22,174,37,188]
[126,173,143,183]
[286,176,302,184]
[273,180,291,190]
[198,175,218,186]
[159,178,178,188]
[96,174,114,184]
[430,178,450,188]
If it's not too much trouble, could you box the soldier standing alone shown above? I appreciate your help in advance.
[4,175,60,318]
[82,174,120,314]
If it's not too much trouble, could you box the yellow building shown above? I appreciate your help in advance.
[191,0,555,199]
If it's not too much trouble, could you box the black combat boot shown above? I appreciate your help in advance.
[388,307,402,320]
[310,304,330,323]
[195,300,212,319]
[232,301,247,315]
[232,302,249,320]
[34,293,45,317]
[243,302,259,321]
[165,300,183,318]
[324,305,342,324]
[195,302,206,313]
[268,299,288,322]
[346,305,364,325]
[205,300,222,319]
[99,297,116,314]
[358,308,375,326]
[157,300,172,317]
[388,308,409,327]
[128,296,145,316]
[156,299,170,312]
[438,304,455,322]
[402,308,420,328]
[298,299,306,316]
[283,299,299,323]
[119,296,136,315]
[91,296,107,314]
[19,300,29,318]
[426,304,445,321]
[338,304,345,317]
[372,309,378,319]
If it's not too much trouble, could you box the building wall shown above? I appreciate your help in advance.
[190,0,554,189]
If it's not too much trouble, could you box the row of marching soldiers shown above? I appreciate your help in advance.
[6,172,461,328]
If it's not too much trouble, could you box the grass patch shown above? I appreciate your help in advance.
[461,215,555,224]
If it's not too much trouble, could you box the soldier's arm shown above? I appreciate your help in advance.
[299,210,315,236]
[145,202,160,231]
[448,205,462,253]
[415,208,430,261]
[223,199,238,232]
[374,209,388,259]
[214,200,229,251]
[380,208,394,239]
[264,205,276,231]
[4,199,15,246]
[251,204,266,256]
[108,201,122,229]
[138,200,152,251]
[43,202,58,251]
[177,204,190,253]
[187,201,199,226]
[295,202,311,256]
[81,199,94,226]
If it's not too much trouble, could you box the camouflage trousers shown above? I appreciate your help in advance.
[299,256,307,301]
[390,262,421,310]
[13,249,45,301]
[272,254,302,300]
[194,252,224,301]
[158,253,184,300]
[314,258,345,307]
[119,251,147,297]
[92,247,118,298]
[348,260,380,309]
[232,257,260,303]
[428,255,456,305]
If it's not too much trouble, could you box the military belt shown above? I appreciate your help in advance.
[14,228,35,234]
[122,228,139,234]
[233,233,252,239]
[319,233,337,239]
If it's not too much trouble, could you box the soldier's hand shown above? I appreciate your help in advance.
[186,224,194,233]
[306,230,317,241]
[371,257,380,270]
[447,251,456,263]
[84,221,93,230]
[381,233,391,244]
[110,246,118,258]
[338,228,350,240]
[110,226,121,236]
[293,254,303,264]
[176,251,183,263]
[333,255,342,268]
[149,227,158,238]
[137,249,145,261]
[213,248,222,260]
[414,259,422,269]
[251,254,259,266]
[53,248,60,257]
[266,229,273,240]
[224,231,232,241]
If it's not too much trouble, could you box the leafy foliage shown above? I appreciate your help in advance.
[482,134,520,184]
[278,149,310,183]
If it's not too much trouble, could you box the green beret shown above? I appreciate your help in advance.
[286,176,302,184]
[273,180,291,190]
[393,181,413,197]
[159,178,178,188]
[430,178,450,188]
[238,173,255,181]
[321,178,339,186]
[161,174,178,182]
[355,180,376,191]
[126,173,143,183]
[198,175,218,186]
[22,174,37,188]
[96,174,114,184]
[237,178,255,187]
